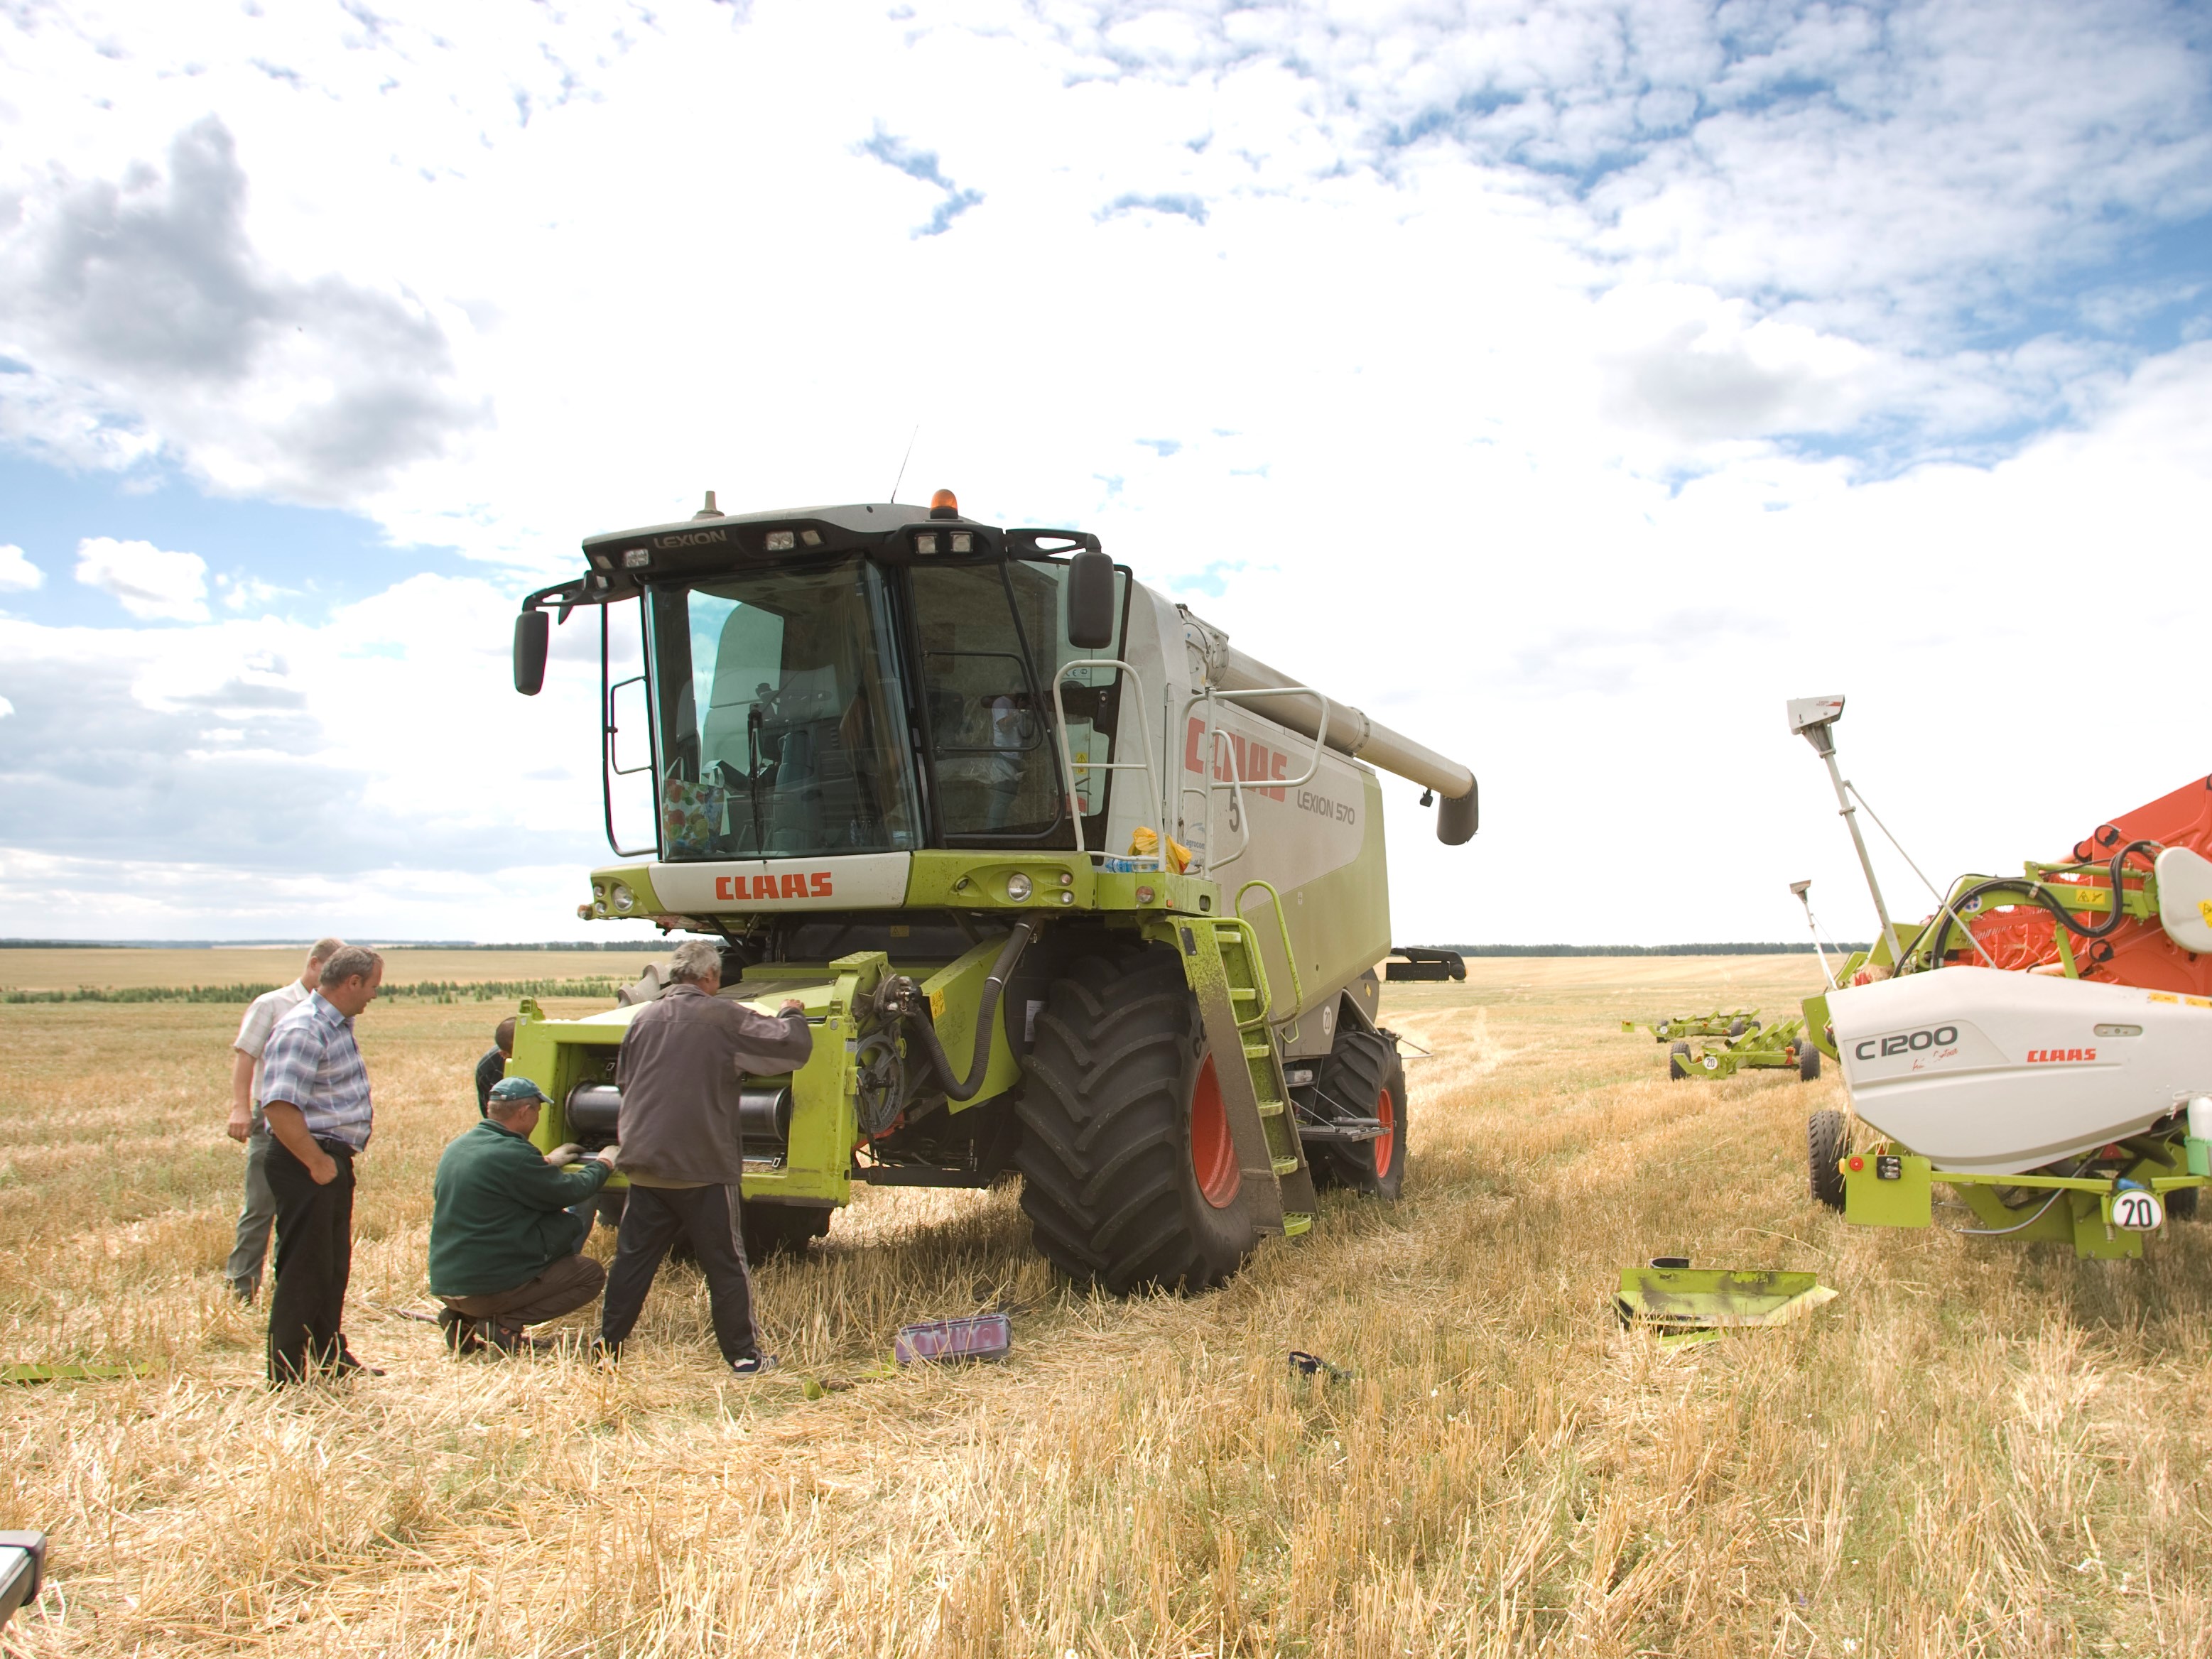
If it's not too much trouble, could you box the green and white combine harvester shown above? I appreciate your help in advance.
[507,489,1478,1290]
[1788,695,2212,1260]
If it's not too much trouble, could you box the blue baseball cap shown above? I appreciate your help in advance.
[488,1077,548,1105]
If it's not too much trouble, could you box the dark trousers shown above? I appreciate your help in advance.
[265,1138,356,1383]
[600,1184,761,1364]
[440,1253,606,1327]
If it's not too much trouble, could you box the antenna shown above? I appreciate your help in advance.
[889,423,920,504]
[1791,879,1837,987]
[1787,695,1904,968]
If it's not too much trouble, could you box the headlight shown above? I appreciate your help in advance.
[1005,872,1032,902]
[610,882,636,913]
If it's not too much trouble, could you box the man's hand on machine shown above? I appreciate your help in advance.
[543,1142,584,1166]
[589,1143,621,1168]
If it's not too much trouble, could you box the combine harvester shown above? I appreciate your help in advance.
[1791,697,2212,1259]
[506,490,1478,1290]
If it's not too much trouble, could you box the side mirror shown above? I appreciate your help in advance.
[514,611,549,696]
[1067,548,1116,651]
[1437,783,1478,845]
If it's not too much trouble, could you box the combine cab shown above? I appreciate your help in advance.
[507,491,1478,1289]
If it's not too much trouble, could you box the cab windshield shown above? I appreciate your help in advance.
[646,559,920,859]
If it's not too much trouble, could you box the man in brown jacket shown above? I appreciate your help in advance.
[598,939,813,1375]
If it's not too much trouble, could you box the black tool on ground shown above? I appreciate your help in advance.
[0,1532,45,1624]
[1287,1350,1353,1381]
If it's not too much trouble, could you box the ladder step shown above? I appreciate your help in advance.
[1242,1040,1272,1060]
[1281,1212,1313,1238]
[1271,1155,1301,1176]
[1255,1099,1284,1118]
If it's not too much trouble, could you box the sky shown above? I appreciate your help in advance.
[0,0,2208,947]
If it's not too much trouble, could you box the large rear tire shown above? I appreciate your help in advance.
[1016,947,1260,1293]
[1668,1040,1691,1081]
[1809,1109,1848,1210]
[1799,1041,1822,1082]
[1313,1028,1407,1200]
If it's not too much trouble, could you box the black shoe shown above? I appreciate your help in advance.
[727,1353,779,1378]
[438,1310,486,1356]
[587,1337,622,1366]
[485,1322,551,1356]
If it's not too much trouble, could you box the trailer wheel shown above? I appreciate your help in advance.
[742,1202,831,1261]
[1809,1110,1848,1210]
[1015,946,1259,1293]
[1799,1041,1822,1082]
[1668,1040,1691,1081]
[1727,1019,1747,1038]
[1313,1029,1407,1201]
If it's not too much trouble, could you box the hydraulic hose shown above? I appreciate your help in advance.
[1924,840,2161,967]
[906,920,1038,1102]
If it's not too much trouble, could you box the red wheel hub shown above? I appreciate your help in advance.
[1372,1085,1396,1175]
[1189,1054,1241,1209]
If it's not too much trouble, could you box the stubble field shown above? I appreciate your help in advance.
[0,951,2205,1658]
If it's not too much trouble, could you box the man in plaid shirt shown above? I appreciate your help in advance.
[257,944,385,1384]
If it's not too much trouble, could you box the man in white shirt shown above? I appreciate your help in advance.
[223,937,344,1301]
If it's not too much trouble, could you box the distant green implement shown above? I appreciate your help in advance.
[1665,1014,1821,1082]
[1620,1008,1761,1042]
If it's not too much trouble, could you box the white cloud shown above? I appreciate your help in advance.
[0,545,43,592]
[0,696,13,719]
[72,536,210,623]
[0,2,2208,940]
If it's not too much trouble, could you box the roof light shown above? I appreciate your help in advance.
[765,530,796,552]
[622,548,651,570]
[916,533,940,555]
[950,531,973,553]
[929,488,960,520]
[799,529,823,547]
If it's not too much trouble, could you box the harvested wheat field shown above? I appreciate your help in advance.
[0,952,2204,1658]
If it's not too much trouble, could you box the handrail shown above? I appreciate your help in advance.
[1235,879,1303,1028]
[601,604,657,859]
[1186,683,1332,872]
[1050,660,1160,857]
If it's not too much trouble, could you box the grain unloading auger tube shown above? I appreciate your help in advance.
[503,489,1478,1290]
[1787,695,2212,1258]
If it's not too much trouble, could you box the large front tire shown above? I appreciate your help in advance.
[1016,947,1259,1293]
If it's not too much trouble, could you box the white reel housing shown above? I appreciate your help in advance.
[1829,967,2212,1174]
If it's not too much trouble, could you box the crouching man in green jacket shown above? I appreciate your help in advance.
[429,1076,620,1355]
